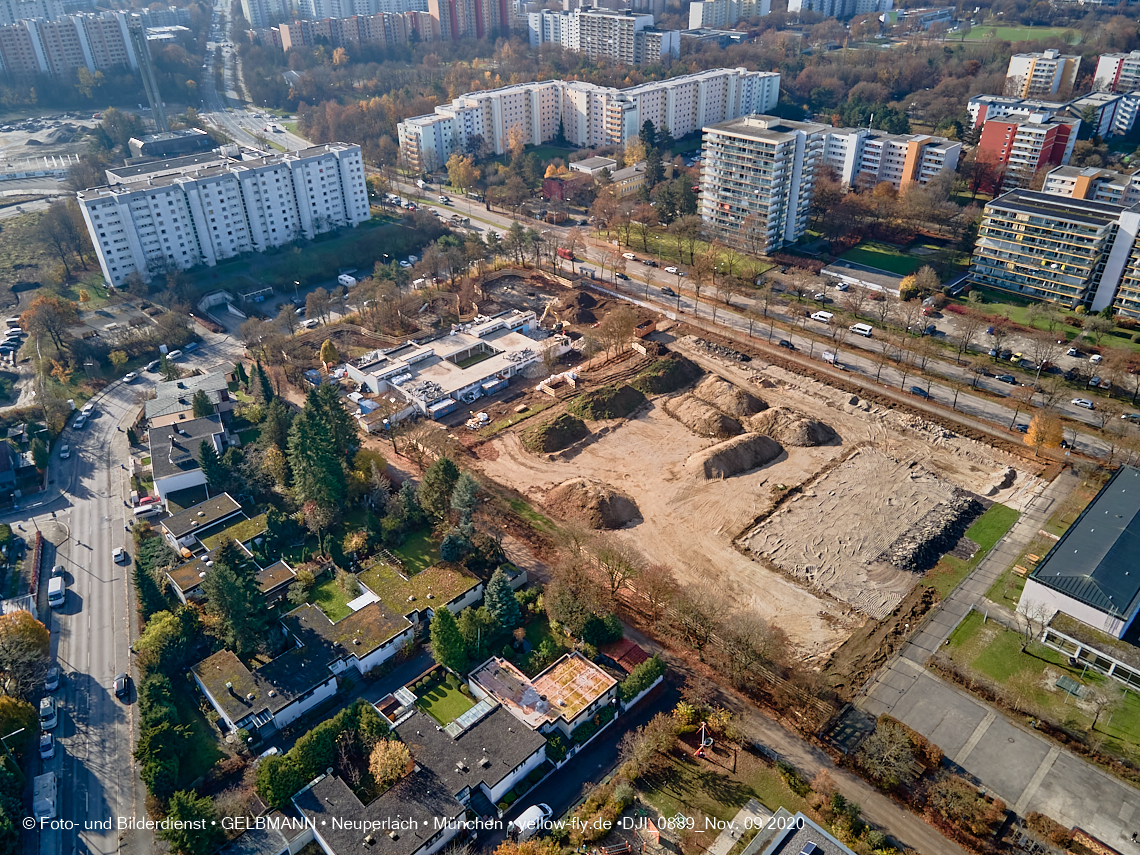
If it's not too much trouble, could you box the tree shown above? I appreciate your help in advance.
[306,287,331,323]
[159,355,179,382]
[287,393,351,510]
[645,147,663,188]
[21,294,78,352]
[447,153,479,194]
[594,541,643,602]
[134,607,201,676]
[418,457,460,522]
[484,566,521,630]
[320,339,340,368]
[638,565,677,624]
[927,775,1006,837]
[954,308,986,364]
[199,543,270,658]
[596,304,638,355]
[429,607,467,672]
[158,790,223,855]
[0,611,49,699]
[1025,413,1063,456]
[198,441,226,492]
[1084,315,1114,347]
[545,562,608,638]
[369,739,411,791]
[666,587,718,658]
[450,472,480,530]
[276,304,299,338]
[191,389,213,419]
[253,361,275,403]
[855,718,915,790]
[31,437,48,472]
[109,350,128,372]
[34,200,90,279]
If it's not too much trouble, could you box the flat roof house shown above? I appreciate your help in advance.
[742,809,856,855]
[1020,465,1140,639]
[159,493,244,551]
[469,652,618,738]
[149,415,226,506]
[144,371,234,428]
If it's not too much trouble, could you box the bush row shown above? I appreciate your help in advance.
[618,655,665,702]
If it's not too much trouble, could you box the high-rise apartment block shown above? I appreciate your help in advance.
[77,144,369,288]
[398,67,778,172]
[429,0,509,40]
[699,115,827,254]
[297,0,428,17]
[1094,51,1140,93]
[969,190,1140,318]
[0,9,143,76]
[820,128,960,190]
[687,0,769,30]
[240,0,290,28]
[0,0,63,25]
[1004,49,1080,98]
[786,0,890,17]
[975,113,1080,190]
[527,8,678,65]
[1042,165,1140,207]
[968,92,1140,139]
[278,11,435,50]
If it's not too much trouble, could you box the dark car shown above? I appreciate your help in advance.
[1063,368,1081,381]
[909,386,931,398]
[644,259,658,267]
[999,349,1013,361]
[113,672,130,699]
[661,286,676,296]
[777,339,796,350]
[985,326,995,335]
[923,324,937,336]
[615,272,629,280]
[996,374,1018,385]
[1013,423,1029,433]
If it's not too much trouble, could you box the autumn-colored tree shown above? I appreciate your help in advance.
[1025,413,1063,456]
[109,350,128,372]
[50,359,73,385]
[0,610,50,699]
[22,294,79,352]
[332,47,349,66]
[369,739,411,791]
[446,153,479,194]
[319,339,339,368]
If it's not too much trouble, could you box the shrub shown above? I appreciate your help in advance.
[546,734,568,763]
[777,761,810,796]
[620,655,666,702]
[1131,332,1140,343]
[1025,812,1073,848]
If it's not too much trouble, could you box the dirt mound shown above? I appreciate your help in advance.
[523,412,590,453]
[558,291,597,324]
[630,353,702,395]
[569,384,647,420]
[665,394,743,438]
[748,408,837,447]
[687,433,783,480]
[692,376,767,418]
[544,478,641,529]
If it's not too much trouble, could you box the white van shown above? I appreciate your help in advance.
[508,804,553,842]
[47,577,65,609]
[850,323,873,337]
[134,505,161,520]
[810,311,834,324]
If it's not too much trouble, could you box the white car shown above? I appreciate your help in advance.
[167,349,183,360]
[73,414,87,429]
[836,283,849,291]
[622,252,636,260]
[665,266,679,274]
[300,319,319,329]
[59,444,70,459]
[123,372,138,383]
[1072,398,1095,410]
[399,260,411,268]
[112,547,127,564]
[81,402,95,416]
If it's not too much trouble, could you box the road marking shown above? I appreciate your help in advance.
[1013,745,1060,814]
[953,710,996,766]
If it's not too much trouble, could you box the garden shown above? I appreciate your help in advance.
[412,668,475,725]
[838,241,924,276]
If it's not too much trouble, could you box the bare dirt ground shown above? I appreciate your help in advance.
[468,318,1037,661]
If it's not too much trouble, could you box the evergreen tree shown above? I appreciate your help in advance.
[253,360,275,403]
[259,399,292,450]
[397,482,424,526]
[429,607,467,672]
[234,361,249,388]
[677,182,698,216]
[309,384,358,458]
[440,530,471,562]
[418,457,460,522]
[199,543,270,657]
[191,389,213,418]
[645,147,664,188]
[450,472,480,532]
[484,565,521,630]
[158,790,223,855]
[639,119,657,151]
[657,124,675,152]
[197,441,226,492]
[554,117,567,146]
[287,407,346,510]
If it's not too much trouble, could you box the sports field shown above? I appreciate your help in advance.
[961,24,1078,44]
[838,242,923,276]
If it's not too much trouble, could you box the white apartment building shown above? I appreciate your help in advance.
[1094,51,1140,93]
[398,68,778,172]
[0,10,139,77]
[77,144,369,287]
[787,0,890,16]
[1042,165,1140,207]
[687,0,768,29]
[968,92,1140,140]
[0,0,62,25]
[699,114,827,254]
[1005,49,1081,98]
[820,128,960,190]
[298,0,427,17]
[240,0,289,29]
[527,8,678,65]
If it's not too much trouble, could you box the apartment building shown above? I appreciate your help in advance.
[76,144,369,287]
[527,8,678,65]
[1042,165,1140,206]
[297,0,431,16]
[398,67,778,172]
[967,91,1140,138]
[0,0,62,25]
[0,9,139,76]
[1094,51,1140,93]
[240,0,289,28]
[699,114,827,254]
[428,0,508,40]
[1005,49,1081,98]
[975,113,1080,190]
[278,11,433,50]
[787,0,890,16]
[687,0,769,30]
[968,190,1140,312]
[820,128,960,190]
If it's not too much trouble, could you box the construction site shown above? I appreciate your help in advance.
[381,270,1041,661]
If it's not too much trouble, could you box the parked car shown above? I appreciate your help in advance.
[58,445,70,460]
[44,666,60,693]
[39,733,54,760]
[835,283,849,291]
[644,259,658,267]
[909,386,931,398]
[145,360,161,372]
[166,349,183,360]
[998,349,1013,361]
[1066,347,1081,357]
[39,697,57,731]
[813,293,828,302]
[51,564,64,577]
[122,372,138,383]
[996,375,1018,385]
[660,286,676,296]
[664,266,679,274]
[621,253,636,260]
[73,414,87,429]
[1122,413,1140,421]
[1072,398,1095,410]
[1013,423,1028,433]
[777,340,796,350]
[112,547,127,564]
[113,673,131,699]
[615,272,629,280]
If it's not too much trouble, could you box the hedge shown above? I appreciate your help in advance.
[619,655,665,702]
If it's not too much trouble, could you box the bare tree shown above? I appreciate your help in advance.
[1026,332,1063,379]
[954,308,987,364]
[637,565,678,624]
[667,586,720,659]
[1008,385,1036,430]
[841,285,870,319]
[872,290,898,327]
[593,540,644,603]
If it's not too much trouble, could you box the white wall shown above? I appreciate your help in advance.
[1019,577,1128,638]
[273,676,339,729]
[485,744,546,803]
[350,625,415,674]
[155,470,206,505]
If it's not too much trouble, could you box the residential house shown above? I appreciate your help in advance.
[149,415,226,505]
[145,371,235,428]
[159,493,244,552]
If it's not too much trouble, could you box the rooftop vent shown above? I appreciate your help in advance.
[364,835,376,847]
[479,757,491,768]
[388,832,399,841]
[246,693,255,701]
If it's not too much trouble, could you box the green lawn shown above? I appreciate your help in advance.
[308,575,356,622]
[238,428,261,446]
[173,683,225,787]
[394,528,438,575]
[962,24,1078,43]
[924,503,1019,598]
[508,498,561,539]
[839,242,923,276]
[415,681,475,725]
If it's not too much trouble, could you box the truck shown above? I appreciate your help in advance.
[33,772,57,821]
[557,248,574,261]
[337,274,357,288]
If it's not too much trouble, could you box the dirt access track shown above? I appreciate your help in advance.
[470,325,1036,661]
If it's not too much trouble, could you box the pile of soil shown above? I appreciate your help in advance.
[687,433,783,480]
[569,384,647,420]
[875,493,985,572]
[559,291,597,324]
[664,394,743,438]
[523,412,590,453]
[748,408,838,447]
[630,353,702,395]
[544,478,641,529]
[692,376,767,418]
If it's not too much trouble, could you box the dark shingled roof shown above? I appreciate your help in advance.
[150,415,225,482]
[1030,465,1140,620]
[161,492,242,538]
